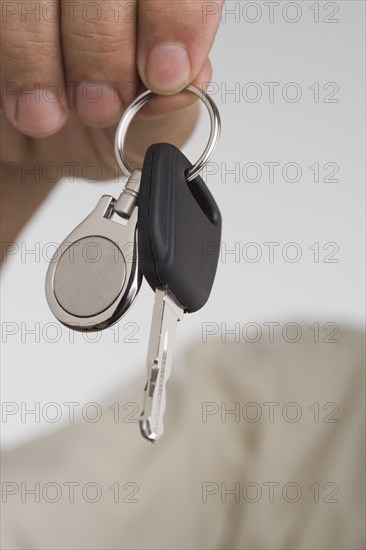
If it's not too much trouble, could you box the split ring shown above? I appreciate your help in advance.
[114,84,221,182]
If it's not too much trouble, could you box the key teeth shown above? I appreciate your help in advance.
[139,287,183,444]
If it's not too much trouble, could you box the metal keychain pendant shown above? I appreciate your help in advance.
[45,170,142,331]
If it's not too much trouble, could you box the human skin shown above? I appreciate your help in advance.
[0,0,223,253]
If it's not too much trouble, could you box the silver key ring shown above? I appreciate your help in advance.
[114,85,221,182]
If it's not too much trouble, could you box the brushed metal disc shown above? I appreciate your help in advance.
[53,236,126,318]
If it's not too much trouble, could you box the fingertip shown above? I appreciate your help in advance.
[2,89,69,138]
[135,57,213,119]
[74,83,123,128]
[141,43,192,95]
[192,58,213,91]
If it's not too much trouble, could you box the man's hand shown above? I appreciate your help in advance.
[0,0,223,247]
[1,0,223,136]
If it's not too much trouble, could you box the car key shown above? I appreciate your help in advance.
[45,170,142,331]
[138,143,222,442]
[44,85,221,444]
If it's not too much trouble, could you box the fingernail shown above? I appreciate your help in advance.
[75,83,122,126]
[3,89,65,136]
[145,44,191,94]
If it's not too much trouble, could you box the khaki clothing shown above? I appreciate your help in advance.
[1,328,365,549]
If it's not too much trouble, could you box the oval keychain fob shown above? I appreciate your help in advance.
[45,171,142,332]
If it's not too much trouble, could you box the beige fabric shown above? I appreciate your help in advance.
[1,328,365,549]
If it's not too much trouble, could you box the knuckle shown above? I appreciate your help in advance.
[65,28,132,56]
[1,32,58,81]
[63,30,136,83]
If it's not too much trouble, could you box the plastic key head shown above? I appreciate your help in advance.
[138,143,222,313]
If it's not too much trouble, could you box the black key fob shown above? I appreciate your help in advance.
[138,143,222,313]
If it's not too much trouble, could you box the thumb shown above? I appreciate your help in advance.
[137,0,223,95]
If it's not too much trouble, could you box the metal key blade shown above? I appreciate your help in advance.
[139,286,184,442]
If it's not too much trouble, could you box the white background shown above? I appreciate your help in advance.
[1,0,365,447]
